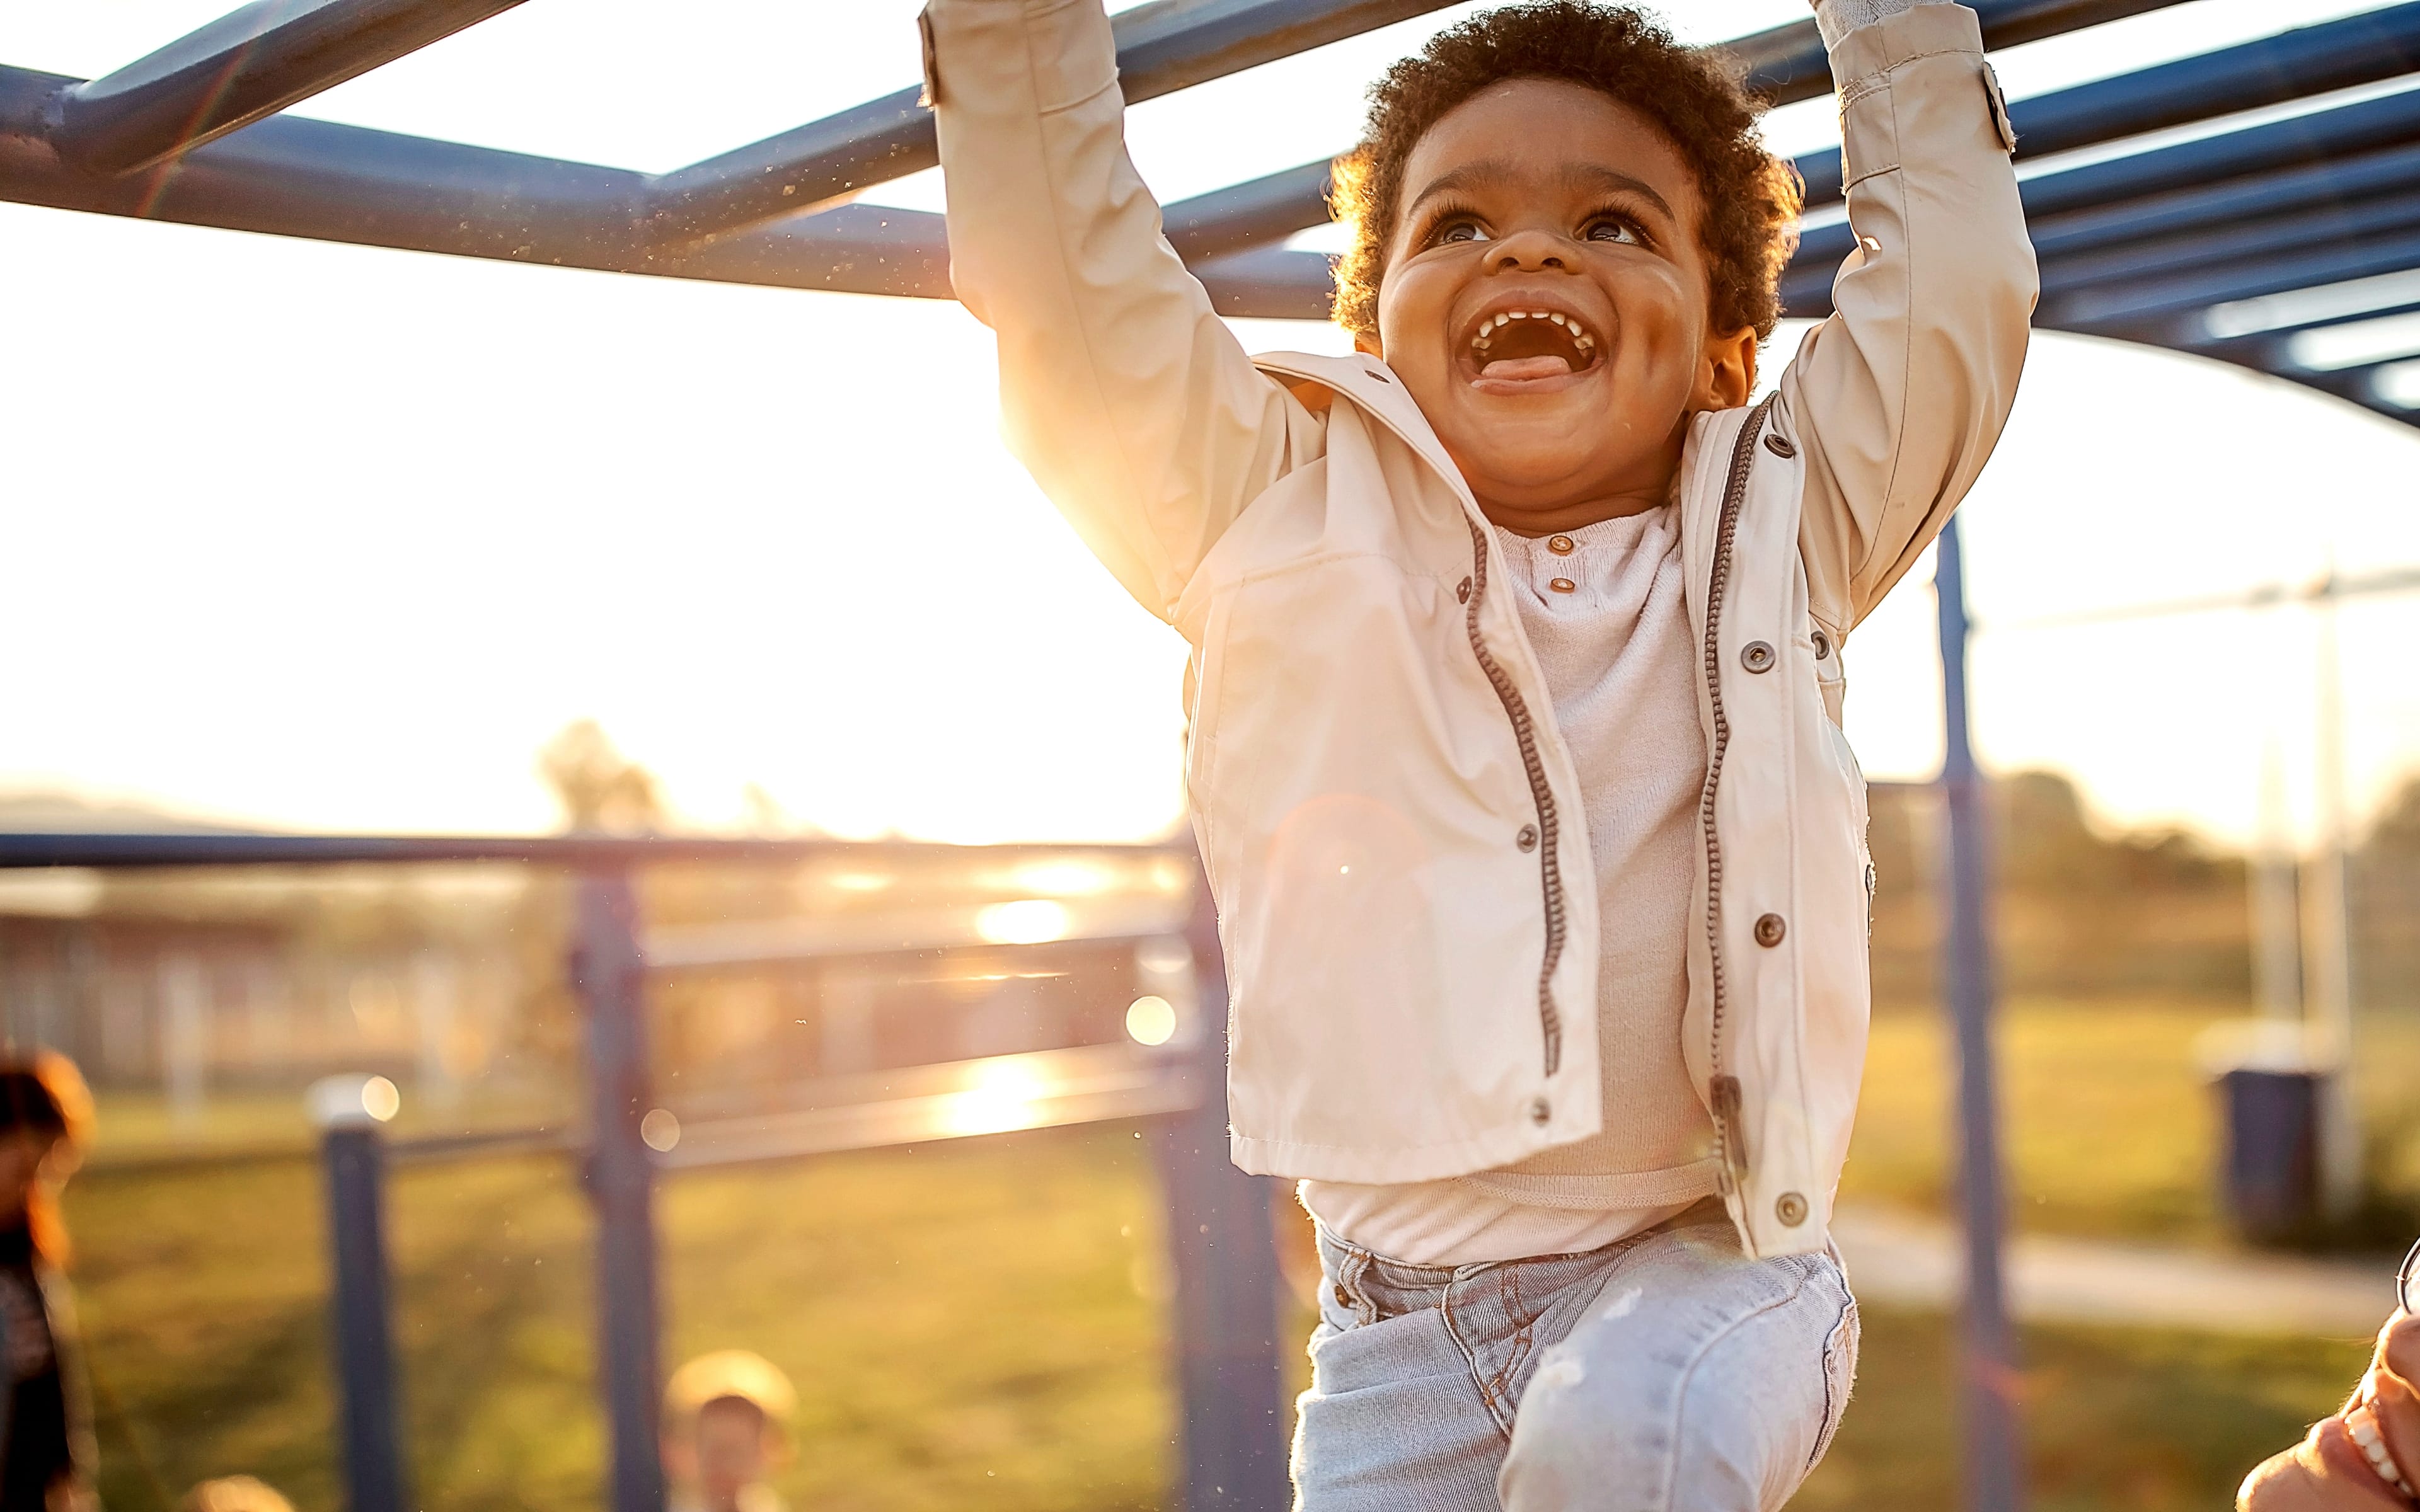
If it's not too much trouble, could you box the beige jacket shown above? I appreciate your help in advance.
[931,0,2035,1256]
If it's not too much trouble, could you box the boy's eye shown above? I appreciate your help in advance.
[1585,217,1644,246]
[1434,218,1490,246]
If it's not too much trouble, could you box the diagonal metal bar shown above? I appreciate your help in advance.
[54,0,527,177]
[1724,0,2193,108]
[1792,163,2420,316]
[1797,0,2420,206]
[2190,292,2420,370]
[1783,91,2420,317]
[1165,159,1334,264]
[645,0,1463,248]
[2043,226,2420,334]
[2019,86,2420,223]
[2032,180,2420,291]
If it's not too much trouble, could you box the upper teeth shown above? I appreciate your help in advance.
[1471,309,1596,354]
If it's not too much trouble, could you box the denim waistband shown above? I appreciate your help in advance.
[1313,1195,1732,1324]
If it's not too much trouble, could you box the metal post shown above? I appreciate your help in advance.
[573,869,666,1512]
[1934,517,2025,1512]
[1151,857,1289,1511]
[2305,580,2363,1218]
[314,1082,409,1512]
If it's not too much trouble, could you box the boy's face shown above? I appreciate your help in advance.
[664,1397,775,1512]
[1361,78,1756,530]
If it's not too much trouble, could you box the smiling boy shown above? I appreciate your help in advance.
[929,0,2033,1504]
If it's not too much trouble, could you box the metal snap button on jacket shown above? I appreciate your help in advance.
[1529,1097,1552,1126]
[1763,432,1796,459]
[1775,1191,1809,1226]
[1741,640,1776,673]
[1333,1282,1351,1306]
[1547,534,1575,556]
[1516,824,1538,852]
[1456,576,1472,604]
[1754,912,1786,947]
[1811,629,1831,660]
[1549,577,1576,594]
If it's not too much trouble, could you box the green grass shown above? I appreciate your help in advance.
[1850,996,2264,1242]
[64,997,2404,1508]
[1795,1307,2370,1512]
[69,1129,1173,1512]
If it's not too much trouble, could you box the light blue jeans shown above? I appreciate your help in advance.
[1291,1208,1859,1511]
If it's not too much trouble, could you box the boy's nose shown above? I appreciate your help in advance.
[1489,229,1574,273]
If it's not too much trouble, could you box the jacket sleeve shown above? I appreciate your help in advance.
[1777,1,2037,640]
[927,0,1327,624]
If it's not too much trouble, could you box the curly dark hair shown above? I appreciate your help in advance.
[1329,2,1802,345]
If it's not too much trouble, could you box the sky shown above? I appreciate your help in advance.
[3,0,2417,850]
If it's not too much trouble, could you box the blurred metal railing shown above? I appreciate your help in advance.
[0,832,1288,1512]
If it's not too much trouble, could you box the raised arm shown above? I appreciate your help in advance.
[1779,0,2037,639]
[927,0,1327,623]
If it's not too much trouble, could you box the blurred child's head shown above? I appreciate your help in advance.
[178,1476,296,1512]
[662,1351,796,1511]
[0,1055,91,1264]
[1330,3,1801,524]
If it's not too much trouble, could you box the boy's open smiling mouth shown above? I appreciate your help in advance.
[1461,300,1604,394]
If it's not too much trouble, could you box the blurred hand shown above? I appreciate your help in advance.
[2240,1314,2420,1511]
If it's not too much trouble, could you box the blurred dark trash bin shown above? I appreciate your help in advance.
[2199,1019,2328,1242]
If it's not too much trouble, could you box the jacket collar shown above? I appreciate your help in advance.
[1250,350,1475,511]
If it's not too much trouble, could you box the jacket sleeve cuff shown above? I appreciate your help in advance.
[920,0,1119,117]
[1828,1,2017,185]
[1813,0,1956,52]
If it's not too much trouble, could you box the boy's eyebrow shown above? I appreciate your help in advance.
[1402,161,1677,225]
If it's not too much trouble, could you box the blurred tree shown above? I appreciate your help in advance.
[538,719,662,834]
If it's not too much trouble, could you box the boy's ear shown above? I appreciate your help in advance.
[1695,326,1758,411]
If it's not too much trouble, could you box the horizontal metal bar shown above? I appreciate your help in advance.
[1783,93,2420,316]
[2193,299,2420,373]
[0,829,1184,869]
[2043,225,2420,333]
[55,0,526,177]
[2020,86,2420,222]
[657,1043,1200,1170]
[648,0,1462,247]
[389,1124,578,1166]
[1165,160,1332,263]
[1797,1,2420,206]
[1724,0,2192,110]
[1195,244,1335,318]
[2036,183,2420,296]
[645,912,1187,971]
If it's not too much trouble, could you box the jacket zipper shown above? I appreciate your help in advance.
[1700,396,1779,1194]
[1460,515,1566,1077]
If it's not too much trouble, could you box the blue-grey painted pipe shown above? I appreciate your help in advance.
[1785,91,2420,313]
[321,1122,411,1512]
[574,870,667,1512]
[648,0,1465,244]
[2032,186,2420,310]
[0,829,1183,869]
[1933,516,2025,1512]
[1858,178,2420,333]
[2043,224,2420,331]
[1795,0,2420,206]
[1153,857,1290,1511]
[54,0,527,176]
